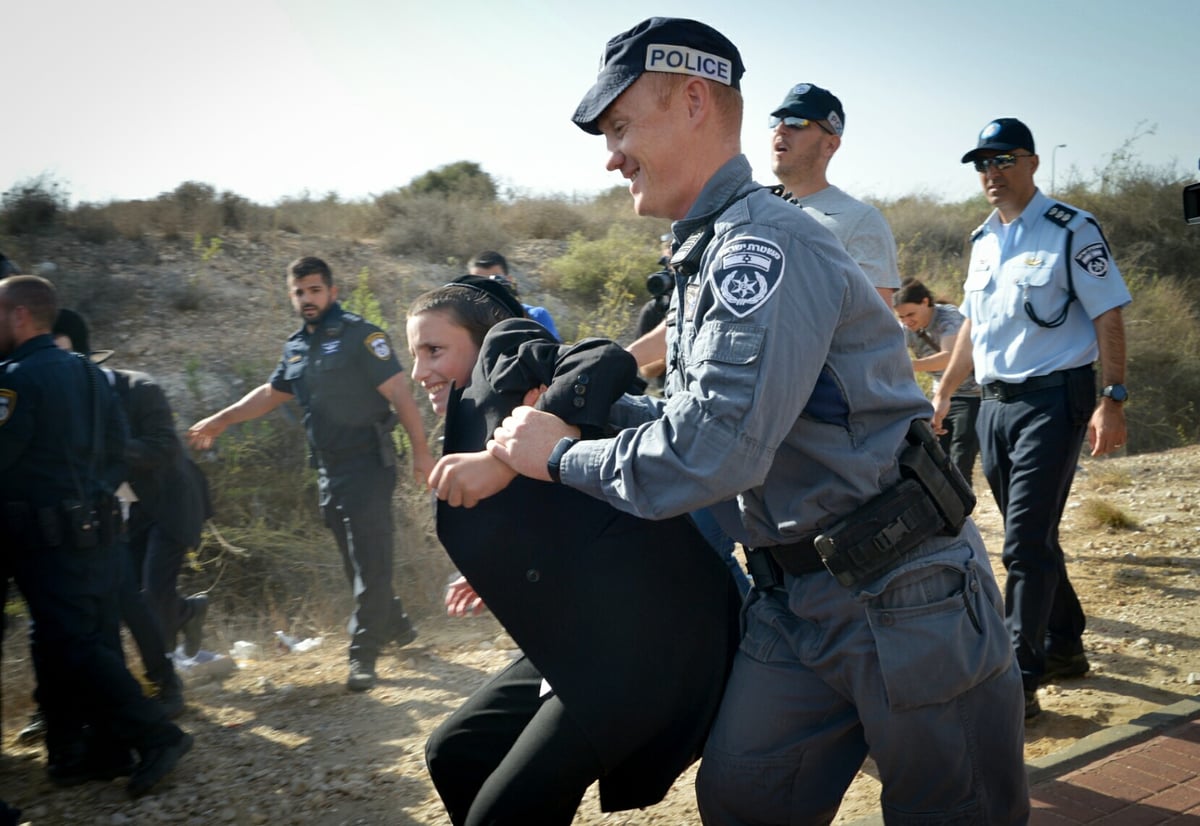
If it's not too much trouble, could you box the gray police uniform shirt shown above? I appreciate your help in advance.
[559,155,932,549]
[962,189,1131,384]
[790,184,900,291]
[904,304,980,399]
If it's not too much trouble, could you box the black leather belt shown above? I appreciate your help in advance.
[745,538,826,589]
[981,367,1082,402]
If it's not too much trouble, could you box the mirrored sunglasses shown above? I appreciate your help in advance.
[973,154,1031,173]
[767,115,835,135]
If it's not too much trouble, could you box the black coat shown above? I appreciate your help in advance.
[107,369,210,547]
[437,319,739,812]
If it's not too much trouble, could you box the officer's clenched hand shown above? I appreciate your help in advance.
[488,406,577,482]
[429,451,517,508]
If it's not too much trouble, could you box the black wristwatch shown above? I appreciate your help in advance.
[547,437,579,484]
[1101,384,1128,403]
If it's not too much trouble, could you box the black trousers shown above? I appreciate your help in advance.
[979,373,1091,691]
[11,539,182,762]
[318,457,403,664]
[127,506,198,651]
[940,395,981,485]
[425,656,603,826]
[116,541,175,686]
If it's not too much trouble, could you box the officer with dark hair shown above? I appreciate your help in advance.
[188,255,434,691]
[0,275,192,796]
[935,117,1132,718]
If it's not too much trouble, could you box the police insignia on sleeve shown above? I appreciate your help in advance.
[0,389,15,427]
[364,331,392,360]
[712,236,785,318]
[1074,243,1110,277]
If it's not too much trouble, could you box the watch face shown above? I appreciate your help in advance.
[1105,384,1128,402]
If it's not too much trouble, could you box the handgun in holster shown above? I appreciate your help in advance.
[62,499,100,550]
[814,419,976,588]
[374,413,399,469]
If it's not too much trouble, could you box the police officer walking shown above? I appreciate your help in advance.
[475,17,1029,824]
[933,118,1132,718]
[188,256,434,691]
[0,275,192,796]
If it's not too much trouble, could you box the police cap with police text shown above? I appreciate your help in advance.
[770,83,845,136]
[571,17,745,135]
[961,118,1036,163]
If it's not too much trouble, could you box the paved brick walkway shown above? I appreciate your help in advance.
[1029,716,1200,824]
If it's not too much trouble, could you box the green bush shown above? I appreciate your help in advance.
[379,193,509,262]
[546,225,662,301]
[1,174,69,235]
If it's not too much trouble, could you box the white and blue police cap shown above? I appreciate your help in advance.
[571,17,745,136]
[961,118,1036,163]
[770,83,845,136]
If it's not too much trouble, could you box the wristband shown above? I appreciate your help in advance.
[547,437,579,484]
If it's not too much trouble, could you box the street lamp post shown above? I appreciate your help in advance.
[1051,144,1067,196]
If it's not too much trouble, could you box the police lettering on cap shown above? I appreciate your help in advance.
[571,17,745,135]
[961,118,1036,163]
[769,83,845,136]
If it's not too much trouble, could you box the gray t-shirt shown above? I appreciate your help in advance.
[791,184,900,290]
[903,303,980,398]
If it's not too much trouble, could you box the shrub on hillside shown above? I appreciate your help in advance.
[499,197,587,240]
[379,193,509,262]
[1,174,69,235]
[545,225,662,300]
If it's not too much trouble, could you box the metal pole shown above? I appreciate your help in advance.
[1051,144,1067,196]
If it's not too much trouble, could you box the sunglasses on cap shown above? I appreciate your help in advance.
[767,115,836,135]
[973,153,1033,173]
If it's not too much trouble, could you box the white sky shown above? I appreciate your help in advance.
[4,0,1197,208]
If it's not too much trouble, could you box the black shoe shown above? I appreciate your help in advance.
[156,673,186,720]
[49,746,136,787]
[393,615,417,649]
[1024,688,1041,720]
[346,660,377,692]
[1043,651,1090,683]
[128,732,193,798]
[16,710,46,745]
[181,594,208,657]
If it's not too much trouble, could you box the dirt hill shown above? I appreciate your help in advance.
[2,232,1198,824]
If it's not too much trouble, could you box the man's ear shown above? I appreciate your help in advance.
[683,76,711,123]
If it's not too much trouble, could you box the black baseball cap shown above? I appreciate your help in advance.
[770,83,845,136]
[571,17,745,135]
[961,118,1036,163]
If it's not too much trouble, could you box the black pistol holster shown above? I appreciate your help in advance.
[814,420,976,588]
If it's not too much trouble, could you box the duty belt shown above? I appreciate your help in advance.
[981,366,1089,402]
[745,539,824,590]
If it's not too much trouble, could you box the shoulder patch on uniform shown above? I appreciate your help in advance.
[364,331,392,360]
[0,389,15,427]
[711,236,785,319]
[1044,203,1078,227]
[1074,242,1110,277]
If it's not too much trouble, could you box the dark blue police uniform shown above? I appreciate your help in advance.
[268,302,411,668]
[0,334,186,781]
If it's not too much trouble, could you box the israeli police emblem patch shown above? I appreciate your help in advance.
[712,236,785,318]
[365,331,392,360]
[1074,243,1110,277]
[0,389,14,427]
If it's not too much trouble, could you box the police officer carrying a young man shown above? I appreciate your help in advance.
[0,275,192,796]
[188,256,434,692]
[933,118,1132,718]
[471,17,1029,823]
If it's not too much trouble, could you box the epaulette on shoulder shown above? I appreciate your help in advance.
[767,183,787,199]
[340,309,365,324]
[969,223,987,242]
[1044,203,1079,228]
